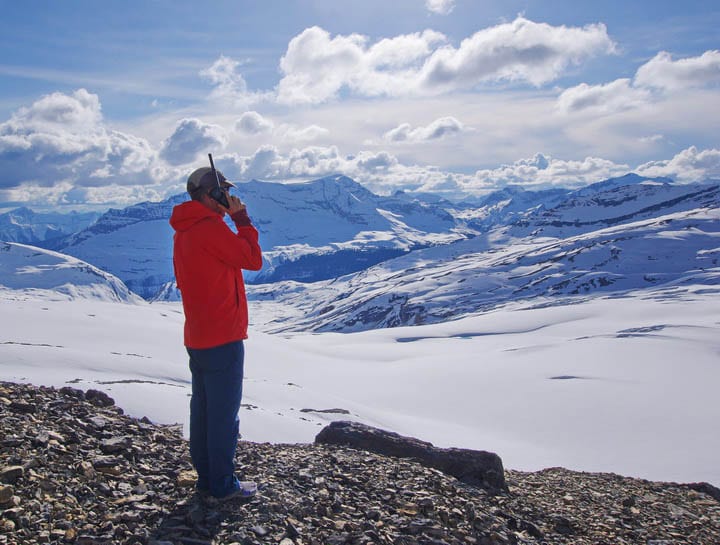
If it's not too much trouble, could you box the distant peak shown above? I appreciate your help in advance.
[609,173,651,184]
[11,206,35,217]
[317,174,358,185]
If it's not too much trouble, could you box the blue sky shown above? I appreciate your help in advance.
[0,0,718,210]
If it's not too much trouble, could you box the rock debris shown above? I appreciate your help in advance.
[1,381,718,545]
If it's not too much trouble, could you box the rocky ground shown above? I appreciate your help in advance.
[1,381,718,545]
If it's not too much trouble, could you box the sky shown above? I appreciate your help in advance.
[0,0,719,211]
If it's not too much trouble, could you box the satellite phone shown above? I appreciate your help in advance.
[207,153,230,209]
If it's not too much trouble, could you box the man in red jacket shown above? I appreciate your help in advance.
[170,166,262,500]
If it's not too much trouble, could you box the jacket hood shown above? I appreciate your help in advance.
[170,200,219,232]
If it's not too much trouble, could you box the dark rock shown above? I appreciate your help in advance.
[100,436,132,454]
[85,389,115,407]
[285,517,302,538]
[0,484,14,504]
[315,421,506,493]
[682,481,720,503]
[0,465,24,484]
[9,401,35,413]
[89,416,109,429]
[59,386,85,398]
[300,408,351,415]
[553,515,575,535]
[518,519,543,538]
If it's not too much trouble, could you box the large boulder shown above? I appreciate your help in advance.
[315,421,506,493]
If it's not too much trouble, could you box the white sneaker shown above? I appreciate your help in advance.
[238,481,258,497]
[216,480,257,502]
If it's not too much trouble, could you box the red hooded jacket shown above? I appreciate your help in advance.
[170,200,263,349]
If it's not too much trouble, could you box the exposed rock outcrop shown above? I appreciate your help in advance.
[315,421,506,494]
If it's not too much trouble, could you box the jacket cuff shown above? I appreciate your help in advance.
[231,209,252,226]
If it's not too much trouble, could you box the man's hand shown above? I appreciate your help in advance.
[222,194,246,216]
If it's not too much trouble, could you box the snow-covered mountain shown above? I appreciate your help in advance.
[0,207,99,244]
[0,242,141,303]
[509,176,720,238]
[9,173,720,312]
[248,182,720,332]
[453,185,569,230]
[43,194,186,298]
[231,175,463,282]
[44,176,467,298]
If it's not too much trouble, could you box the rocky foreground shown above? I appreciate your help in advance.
[1,382,719,545]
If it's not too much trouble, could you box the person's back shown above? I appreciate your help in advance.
[171,198,261,348]
[170,165,262,500]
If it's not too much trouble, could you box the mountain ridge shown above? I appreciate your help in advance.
[4,173,719,312]
[0,207,100,245]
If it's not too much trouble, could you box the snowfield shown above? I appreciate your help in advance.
[1,285,718,488]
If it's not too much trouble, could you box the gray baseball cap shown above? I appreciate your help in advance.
[186,167,236,194]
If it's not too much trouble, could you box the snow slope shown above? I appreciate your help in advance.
[247,205,720,332]
[0,286,718,487]
[0,242,141,303]
[511,180,720,239]
[43,195,185,298]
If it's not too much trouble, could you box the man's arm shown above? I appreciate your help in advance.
[202,197,263,271]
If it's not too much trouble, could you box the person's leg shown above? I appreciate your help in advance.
[191,340,245,498]
[187,350,210,492]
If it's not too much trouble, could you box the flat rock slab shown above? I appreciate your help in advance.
[315,420,507,493]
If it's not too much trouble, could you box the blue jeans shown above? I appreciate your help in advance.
[187,340,244,498]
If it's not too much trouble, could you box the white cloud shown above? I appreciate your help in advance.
[468,153,631,190]
[557,50,720,115]
[235,111,274,134]
[635,50,720,91]
[281,124,330,142]
[367,30,447,69]
[464,148,720,191]
[419,18,615,92]
[276,18,614,104]
[557,78,652,115]
[159,118,227,166]
[276,27,368,105]
[0,89,157,190]
[217,145,338,181]
[198,144,720,201]
[426,0,455,15]
[639,134,665,144]
[355,150,399,172]
[239,145,280,180]
[8,88,102,130]
[213,145,418,190]
[636,146,720,182]
[200,56,272,107]
[200,55,248,98]
[384,116,466,142]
